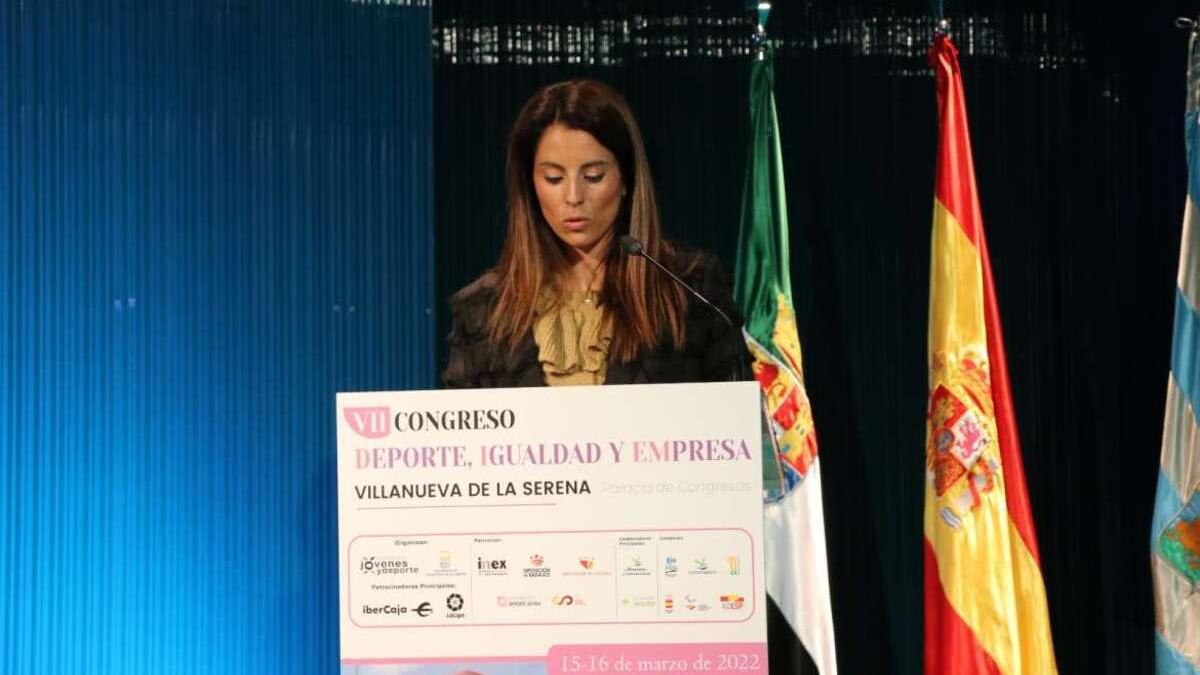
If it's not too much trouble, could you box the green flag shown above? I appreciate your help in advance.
[734,50,816,487]
[733,46,838,675]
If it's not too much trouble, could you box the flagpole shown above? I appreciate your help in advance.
[752,2,770,61]
[930,0,945,34]
[746,0,789,499]
[934,17,950,39]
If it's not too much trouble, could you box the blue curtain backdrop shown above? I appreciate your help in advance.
[0,1,432,672]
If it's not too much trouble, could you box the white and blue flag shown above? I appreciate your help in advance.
[1151,28,1200,675]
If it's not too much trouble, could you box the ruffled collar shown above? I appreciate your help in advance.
[533,289,613,382]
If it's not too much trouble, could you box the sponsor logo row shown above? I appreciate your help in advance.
[660,593,746,613]
[360,591,746,620]
[362,593,466,619]
[360,553,742,578]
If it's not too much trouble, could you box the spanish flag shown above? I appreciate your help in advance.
[924,34,1058,675]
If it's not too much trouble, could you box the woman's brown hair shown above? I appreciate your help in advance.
[488,78,688,362]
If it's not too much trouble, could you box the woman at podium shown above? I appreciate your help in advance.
[443,78,749,388]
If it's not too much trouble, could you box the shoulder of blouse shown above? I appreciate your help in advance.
[447,270,501,343]
[664,244,729,302]
[667,243,745,337]
[669,245,715,282]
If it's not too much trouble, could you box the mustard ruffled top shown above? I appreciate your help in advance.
[532,289,613,386]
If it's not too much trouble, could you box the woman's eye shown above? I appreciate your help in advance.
[584,174,605,184]
[544,175,564,185]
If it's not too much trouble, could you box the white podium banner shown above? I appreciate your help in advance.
[337,382,767,675]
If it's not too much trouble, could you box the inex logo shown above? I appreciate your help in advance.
[477,556,508,574]
[344,406,390,439]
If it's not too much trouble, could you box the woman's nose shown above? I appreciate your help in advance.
[565,178,585,206]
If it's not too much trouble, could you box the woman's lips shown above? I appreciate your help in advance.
[562,218,588,232]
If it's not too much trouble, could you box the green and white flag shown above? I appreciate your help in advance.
[733,47,838,675]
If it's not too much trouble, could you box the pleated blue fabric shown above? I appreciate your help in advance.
[0,1,433,672]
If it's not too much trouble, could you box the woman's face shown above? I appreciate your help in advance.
[532,123,625,260]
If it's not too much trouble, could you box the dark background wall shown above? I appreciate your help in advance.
[433,1,1189,673]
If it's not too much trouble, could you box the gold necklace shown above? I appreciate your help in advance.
[582,263,603,304]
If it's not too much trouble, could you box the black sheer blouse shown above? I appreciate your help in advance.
[441,248,752,389]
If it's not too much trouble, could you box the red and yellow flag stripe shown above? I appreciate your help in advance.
[924,34,1058,675]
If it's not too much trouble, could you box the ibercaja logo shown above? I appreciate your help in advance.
[345,406,390,439]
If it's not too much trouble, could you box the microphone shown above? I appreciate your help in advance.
[618,234,747,381]
[617,235,645,257]
[619,235,736,329]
